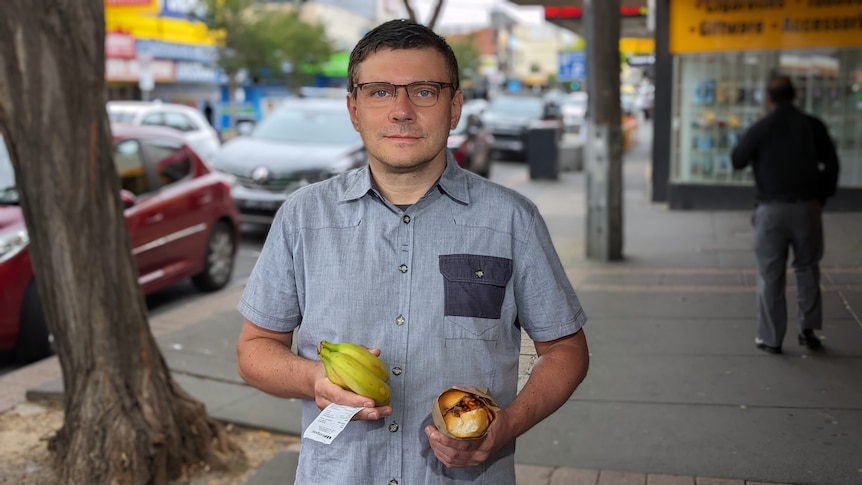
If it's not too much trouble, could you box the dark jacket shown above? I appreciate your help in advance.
[731,103,839,203]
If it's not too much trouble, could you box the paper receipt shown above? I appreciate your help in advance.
[303,403,364,444]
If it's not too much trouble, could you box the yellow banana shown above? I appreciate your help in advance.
[319,340,389,383]
[319,347,392,407]
[320,349,346,388]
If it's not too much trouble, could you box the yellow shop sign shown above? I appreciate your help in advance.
[670,0,862,54]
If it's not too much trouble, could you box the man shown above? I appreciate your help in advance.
[235,20,589,484]
[731,75,839,354]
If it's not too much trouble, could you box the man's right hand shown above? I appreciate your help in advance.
[314,365,393,421]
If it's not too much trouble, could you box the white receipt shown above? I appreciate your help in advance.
[303,403,364,444]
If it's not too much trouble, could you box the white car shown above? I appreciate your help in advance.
[107,100,221,165]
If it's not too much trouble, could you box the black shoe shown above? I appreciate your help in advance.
[798,329,823,350]
[755,338,782,354]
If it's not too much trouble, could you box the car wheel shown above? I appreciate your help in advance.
[15,281,53,364]
[191,220,236,292]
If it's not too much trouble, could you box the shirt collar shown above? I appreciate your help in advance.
[340,151,471,205]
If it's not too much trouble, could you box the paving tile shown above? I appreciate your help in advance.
[648,474,695,485]
[598,470,646,485]
[515,464,553,484]
[550,467,599,485]
[695,478,744,485]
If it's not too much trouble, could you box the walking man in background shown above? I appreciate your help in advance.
[731,75,839,354]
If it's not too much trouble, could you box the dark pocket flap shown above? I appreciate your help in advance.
[439,254,513,287]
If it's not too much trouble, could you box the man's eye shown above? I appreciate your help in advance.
[371,89,391,98]
[411,85,438,98]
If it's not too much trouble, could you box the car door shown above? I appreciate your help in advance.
[119,136,210,293]
[114,138,164,289]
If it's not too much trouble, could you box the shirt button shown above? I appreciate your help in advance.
[389,422,399,432]
[475,269,484,278]
[395,315,405,326]
[392,366,402,376]
[402,214,411,224]
[389,480,398,485]
[399,264,408,273]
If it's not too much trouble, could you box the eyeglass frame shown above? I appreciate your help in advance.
[351,81,457,107]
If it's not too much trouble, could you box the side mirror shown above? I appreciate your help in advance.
[120,189,136,209]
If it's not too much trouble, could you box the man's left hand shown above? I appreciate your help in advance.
[423,409,511,468]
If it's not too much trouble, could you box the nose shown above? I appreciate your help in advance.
[389,86,416,122]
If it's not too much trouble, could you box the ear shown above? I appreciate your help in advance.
[346,93,360,131]
[450,89,464,130]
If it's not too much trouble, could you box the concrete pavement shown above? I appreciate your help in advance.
[4,122,862,484]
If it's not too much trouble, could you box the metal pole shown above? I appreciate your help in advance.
[584,0,624,261]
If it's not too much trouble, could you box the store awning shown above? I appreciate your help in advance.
[302,51,349,78]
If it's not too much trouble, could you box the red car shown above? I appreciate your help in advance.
[0,125,241,363]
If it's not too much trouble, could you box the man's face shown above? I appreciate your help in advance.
[347,48,463,174]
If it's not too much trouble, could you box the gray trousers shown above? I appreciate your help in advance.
[752,201,824,347]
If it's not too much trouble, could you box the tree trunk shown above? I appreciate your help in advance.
[0,2,242,483]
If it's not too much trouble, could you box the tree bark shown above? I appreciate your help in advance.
[0,2,242,483]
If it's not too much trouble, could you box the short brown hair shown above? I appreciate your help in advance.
[347,19,460,94]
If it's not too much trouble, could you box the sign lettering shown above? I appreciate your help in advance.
[671,0,862,52]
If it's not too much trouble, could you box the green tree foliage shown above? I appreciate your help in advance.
[449,36,481,83]
[199,0,332,89]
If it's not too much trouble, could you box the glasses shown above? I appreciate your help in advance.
[353,81,455,108]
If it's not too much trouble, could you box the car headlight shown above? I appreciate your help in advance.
[0,228,29,264]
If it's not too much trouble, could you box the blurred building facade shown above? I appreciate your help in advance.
[104,0,221,110]
[514,0,862,210]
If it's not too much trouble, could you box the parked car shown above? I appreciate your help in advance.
[212,97,367,225]
[0,126,240,363]
[448,101,493,177]
[107,100,222,166]
[481,93,562,161]
[560,91,589,134]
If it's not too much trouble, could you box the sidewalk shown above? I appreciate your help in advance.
[4,123,862,484]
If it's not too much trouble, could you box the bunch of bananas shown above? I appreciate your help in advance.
[318,340,392,407]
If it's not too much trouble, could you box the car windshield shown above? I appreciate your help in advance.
[108,110,137,123]
[0,136,18,204]
[251,106,359,145]
[486,96,545,117]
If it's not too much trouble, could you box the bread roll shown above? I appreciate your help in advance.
[437,389,493,439]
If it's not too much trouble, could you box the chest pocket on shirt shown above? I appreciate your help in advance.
[439,254,513,320]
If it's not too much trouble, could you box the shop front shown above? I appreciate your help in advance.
[103,0,222,114]
[654,0,862,210]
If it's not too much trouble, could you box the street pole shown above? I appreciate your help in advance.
[584,0,624,261]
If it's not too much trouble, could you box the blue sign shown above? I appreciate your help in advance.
[558,52,586,81]
[137,40,218,63]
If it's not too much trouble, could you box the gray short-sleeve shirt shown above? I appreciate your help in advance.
[238,154,587,485]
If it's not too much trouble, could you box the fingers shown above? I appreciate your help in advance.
[315,374,392,421]
[424,425,490,468]
[354,405,392,421]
